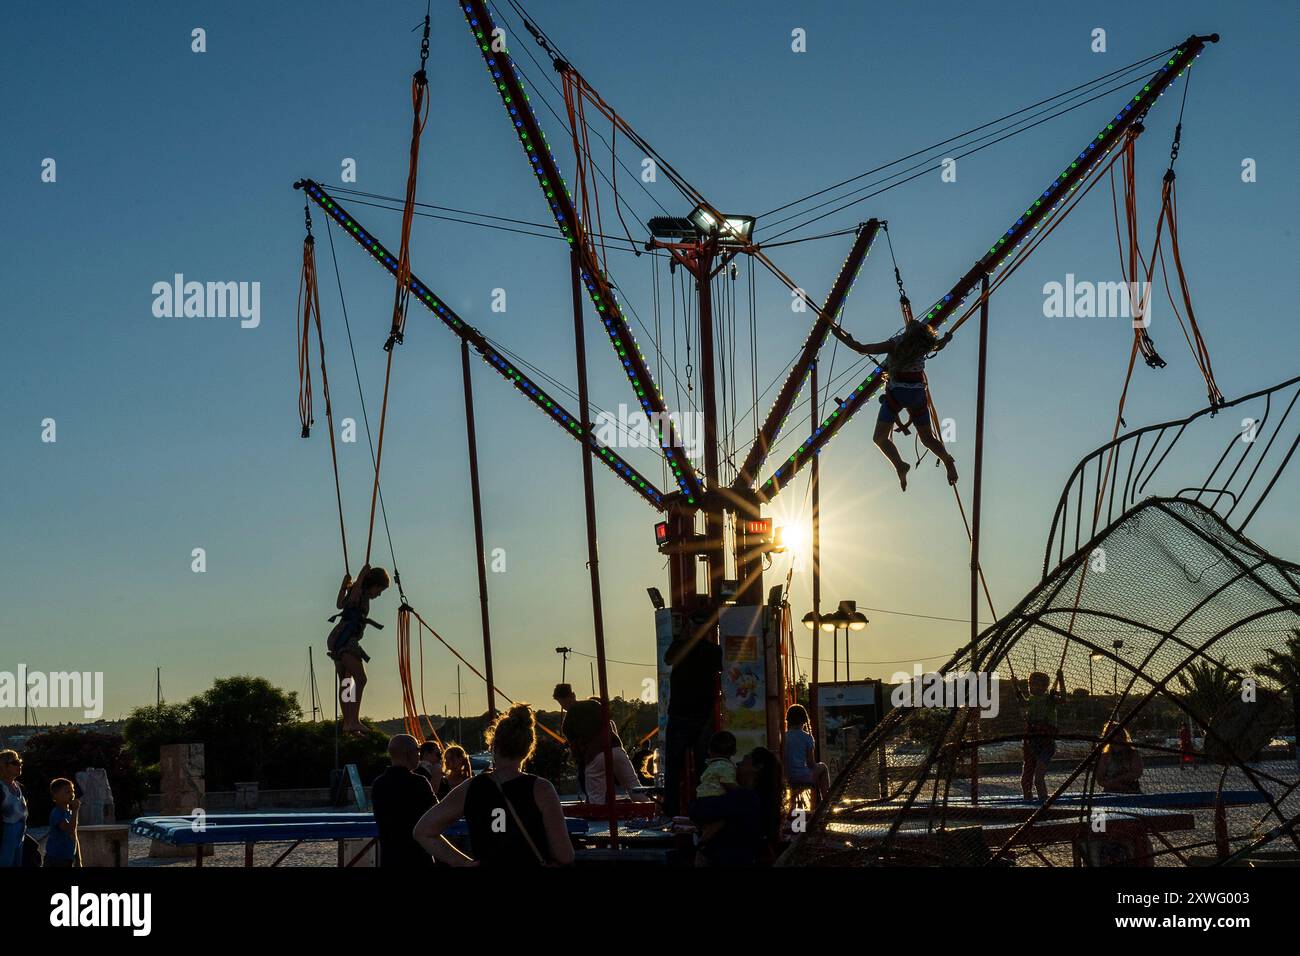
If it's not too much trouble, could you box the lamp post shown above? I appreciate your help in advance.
[803,601,868,682]
[1112,640,1124,696]
[647,206,757,607]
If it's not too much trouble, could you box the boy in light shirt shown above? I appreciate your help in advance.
[694,731,738,798]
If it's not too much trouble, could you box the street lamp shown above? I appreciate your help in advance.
[555,646,573,684]
[803,601,868,681]
[687,205,755,245]
[648,208,756,246]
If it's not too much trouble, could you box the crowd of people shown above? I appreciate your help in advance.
[312,547,1169,867]
[6,672,1167,870]
[362,689,846,868]
[363,665,1169,866]
[366,704,805,867]
[7,590,1166,871]
[316,569,838,866]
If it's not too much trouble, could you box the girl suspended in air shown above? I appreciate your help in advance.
[830,319,958,491]
[326,564,391,735]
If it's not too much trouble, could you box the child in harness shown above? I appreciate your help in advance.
[830,319,959,491]
[326,564,391,735]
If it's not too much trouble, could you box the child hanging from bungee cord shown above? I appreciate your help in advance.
[326,564,391,735]
[829,316,959,491]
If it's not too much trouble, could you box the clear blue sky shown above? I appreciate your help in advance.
[4,0,1298,724]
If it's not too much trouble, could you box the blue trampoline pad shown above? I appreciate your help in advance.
[133,812,588,846]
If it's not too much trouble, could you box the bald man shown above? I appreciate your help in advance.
[370,734,435,868]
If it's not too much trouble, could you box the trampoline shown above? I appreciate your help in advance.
[133,812,590,867]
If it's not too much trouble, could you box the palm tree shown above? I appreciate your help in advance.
[1254,628,1300,769]
[1173,660,1241,732]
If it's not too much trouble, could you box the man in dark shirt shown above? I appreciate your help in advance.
[370,734,435,868]
[553,683,604,797]
[662,612,723,817]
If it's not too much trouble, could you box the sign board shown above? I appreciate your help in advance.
[720,605,767,757]
[345,763,368,811]
[816,680,882,779]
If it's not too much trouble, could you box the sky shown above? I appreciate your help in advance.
[3,0,1298,726]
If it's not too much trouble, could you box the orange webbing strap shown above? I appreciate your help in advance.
[362,53,431,568]
[1118,136,1165,368]
[297,222,351,574]
[1054,135,1223,665]
[386,69,430,352]
[400,604,566,746]
[561,70,609,271]
[1159,179,1224,406]
[397,606,441,745]
[1115,132,1220,405]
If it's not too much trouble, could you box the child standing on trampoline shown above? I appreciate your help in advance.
[830,319,958,491]
[326,564,391,735]
[1021,670,1065,801]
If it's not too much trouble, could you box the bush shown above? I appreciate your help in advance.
[182,676,301,789]
[19,729,146,824]
[122,702,191,766]
[265,722,387,789]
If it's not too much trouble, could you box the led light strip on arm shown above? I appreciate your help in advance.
[756,36,1215,502]
[296,179,666,511]
[458,0,703,505]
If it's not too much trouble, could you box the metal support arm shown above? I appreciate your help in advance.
[295,179,667,511]
[756,35,1217,501]
[458,0,703,504]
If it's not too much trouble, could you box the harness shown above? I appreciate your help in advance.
[328,605,384,630]
[326,605,384,660]
[883,369,928,433]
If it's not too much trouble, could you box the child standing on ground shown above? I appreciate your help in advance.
[45,778,79,868]
[326,564,391,735]
[783,704,831,807]
[1021,670,1065,801]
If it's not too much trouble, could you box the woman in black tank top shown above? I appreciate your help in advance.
[463,772,552,865]
[414,704,575,867]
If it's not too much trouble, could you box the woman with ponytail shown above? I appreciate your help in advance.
[413,703,574,866]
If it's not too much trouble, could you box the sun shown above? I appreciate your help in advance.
[777,519,813,559]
